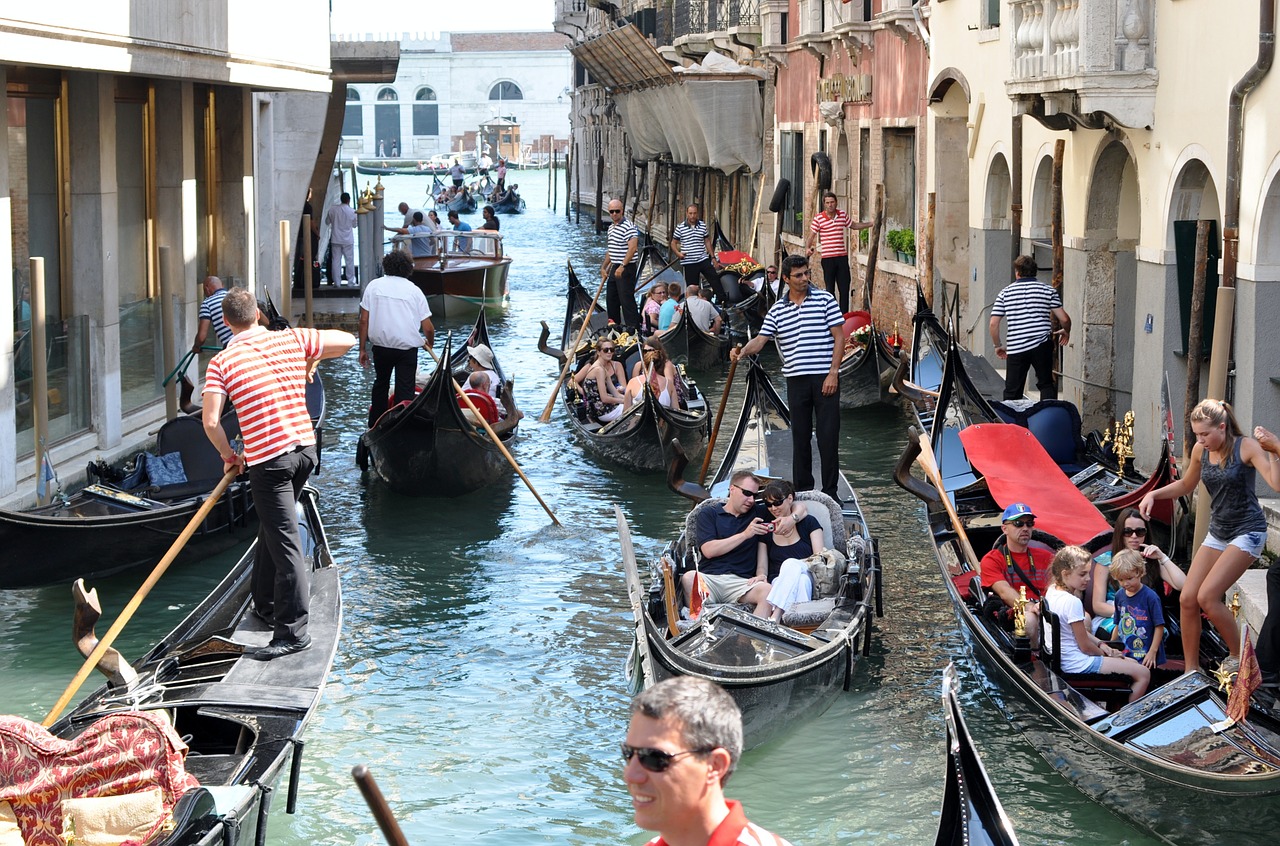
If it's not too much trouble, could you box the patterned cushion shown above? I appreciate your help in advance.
[781,598,836,629]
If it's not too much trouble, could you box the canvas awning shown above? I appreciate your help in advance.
[570,25,763,174]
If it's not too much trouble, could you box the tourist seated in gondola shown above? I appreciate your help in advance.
[624,345,677,410]
[1108,549,1168,669]
[641,283,666,336]
[685,470,772,609]
[754,480,823,622]
[574,337,627,423]
[658,282,682,332]
[979,503,1051,646]
[461,371,501,425]
[466,342,505,418]
[1089,507,1185,641]
[684,284,723,335]
[1044,546,1150,700]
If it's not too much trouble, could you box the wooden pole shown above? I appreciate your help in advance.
[1184,220,1210,458]
[747,171,767,258]
[548,150,554,209]
[351,766,410,846]
[921,193,936,310]
[574,142,580,224]
[280,220,292,326]
[158,246,178,420]
[699,348,741,485]
[1051,140,1065,291]
[44,470,239,725]
[594,155,605,234]
[302,212,314,328]
[30,258,50,505]
[645,163,661,240]
[540,269,608,422]
[425,346,560,526]
[730,172,741,250]
[863,184,885,309]
[914,433,983,572]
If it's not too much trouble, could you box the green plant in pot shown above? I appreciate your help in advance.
[886,228,916,263]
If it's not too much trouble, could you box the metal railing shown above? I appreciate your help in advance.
[673,0,761,39]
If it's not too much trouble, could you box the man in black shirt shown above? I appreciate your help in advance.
[684,470,772,607]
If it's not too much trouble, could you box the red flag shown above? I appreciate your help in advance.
[689,572,707,620]
[1228,626,1262,724]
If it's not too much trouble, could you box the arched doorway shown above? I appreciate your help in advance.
[974,152,1011,357]
[929,72,971,314]
[1241,163,1280,449]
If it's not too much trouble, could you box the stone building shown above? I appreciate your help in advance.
[338,31,572,164]
[0,6,360,507]
[925,0,1280,471]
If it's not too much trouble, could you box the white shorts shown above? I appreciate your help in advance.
[1203,530,1267,559]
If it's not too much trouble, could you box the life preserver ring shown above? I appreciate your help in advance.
[460,389,500,424]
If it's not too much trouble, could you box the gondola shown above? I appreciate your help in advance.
[934,664,1020,846]
[618,359,881,750]
[357,314,520,496]
[893,287,1181,528]
[835,318,897,409]
[445,189,477,215]
[893,342,1280,845]
[537,263,710,474]
[0,485,339,846]
[490,189,525,215]
[0,377,324,590]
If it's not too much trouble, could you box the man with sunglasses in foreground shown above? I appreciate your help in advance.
[623,677,793,846]
[682,470,773,611]
[979,502,1052,646]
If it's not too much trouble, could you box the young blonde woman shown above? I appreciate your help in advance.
[1139,399,1280,674]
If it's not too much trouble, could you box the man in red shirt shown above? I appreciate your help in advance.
[980,502,1052,645]
[202,289,355,659]
[623,677,793,846]
[805,192,872,313]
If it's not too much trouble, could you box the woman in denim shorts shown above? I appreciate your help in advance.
[1139,399,1280,675]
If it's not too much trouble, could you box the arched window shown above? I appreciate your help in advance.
[343,88,362,136]
[489,81,523,101]
[377,87,398,101]
[413,87,438,136]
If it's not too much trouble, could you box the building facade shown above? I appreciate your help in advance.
[925,0,1280,470]
[338,31,572,164]
[1,7,338,507]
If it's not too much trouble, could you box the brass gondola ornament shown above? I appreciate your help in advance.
[1012,585,1029,638]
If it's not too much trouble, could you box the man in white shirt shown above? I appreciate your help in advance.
[358,251,435,428]
[325,192,357,286]
[683,285,722,335]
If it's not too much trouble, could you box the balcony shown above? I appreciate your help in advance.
[554,0,590,40]
[1005,0,1158,129]
[672,0,762,58]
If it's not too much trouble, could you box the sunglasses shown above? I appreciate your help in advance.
[598,346,615,353]
[1122,526,1147,537]
[763,497,785,507]
[620,744,712,773]
[1006,518,1035,529]
[608,209,623,215]
[730,483,760,498]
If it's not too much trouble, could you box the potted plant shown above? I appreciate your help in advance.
[886,228,916,264]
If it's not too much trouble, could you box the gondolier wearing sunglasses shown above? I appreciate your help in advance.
[623,677,794,846]
[979,502,1052,646]
[601,200,641,334]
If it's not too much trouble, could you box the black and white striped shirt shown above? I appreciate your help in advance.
[759,286,843,377]
[606,217,639,265]
[671,220,710,264]
[991,277,1062,354]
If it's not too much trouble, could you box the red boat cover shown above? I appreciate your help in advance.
[959,423,1111,545]
[0,711,198,846]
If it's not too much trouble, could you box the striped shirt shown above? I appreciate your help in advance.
[198,289,232,347]
[759,286,843,377]
[644,801,793,846]
[810,210,852,257]
[991,277,1062,355]
[204,327,322,465]
[672,220,710,264]
[607,217,639,265]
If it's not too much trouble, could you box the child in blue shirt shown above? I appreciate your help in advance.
[1111,549,1167,668]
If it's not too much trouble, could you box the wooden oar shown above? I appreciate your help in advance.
[351,765,410,846]
[698,345,741,485]
[425,346,560,526]
[913,431,983,572]
[43,468,239,726]
[538,269,607,423]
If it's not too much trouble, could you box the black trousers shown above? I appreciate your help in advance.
[369,344,419,428]
[1257,560,1280,681]
[1003,336,1058,400]
[605,262,640,333]
[821,255,854,313]
[683,259,727,303]
[248,445,317,641]
[786,374,841,498]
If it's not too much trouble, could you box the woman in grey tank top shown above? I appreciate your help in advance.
[1139,399,1280,675]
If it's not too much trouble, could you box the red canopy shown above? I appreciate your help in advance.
[959,423,1111,545]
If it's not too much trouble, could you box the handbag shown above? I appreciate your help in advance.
[806,549,847,599]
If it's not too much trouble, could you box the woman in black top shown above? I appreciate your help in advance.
[478,205,500,231]
[755,480,825,621]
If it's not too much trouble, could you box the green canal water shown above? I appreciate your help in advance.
[0,170,1161,845]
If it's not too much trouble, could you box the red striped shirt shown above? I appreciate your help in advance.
[810,210,852,257]
[204,327,322,465]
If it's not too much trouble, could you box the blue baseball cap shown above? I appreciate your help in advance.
[1001,503,1035,522]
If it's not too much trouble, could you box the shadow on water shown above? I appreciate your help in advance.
[0,169,1160,845]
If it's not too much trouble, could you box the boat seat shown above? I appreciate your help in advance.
[992,399,1088,476]
[780,598,837,630]
[1040,607,1132,699]
[155,411,240,486]
[793,491,847,555]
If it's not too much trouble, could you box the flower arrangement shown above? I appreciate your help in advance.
[850,325,874,346]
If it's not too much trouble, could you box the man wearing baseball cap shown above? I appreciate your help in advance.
[979,502,1052,645]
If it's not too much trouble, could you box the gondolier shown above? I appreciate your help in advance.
[671,204,725,303]
[360,251,435,429]
[806,192,872,312]
[601,199,641,333]
[735,255,844,500]
[202,289,355,659]
[989,255,1071,400]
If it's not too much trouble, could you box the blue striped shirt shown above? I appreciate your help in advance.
[759,286,843,377]
[991,277,1061,354]
[672,220,710,264]
[606,217,639,264]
